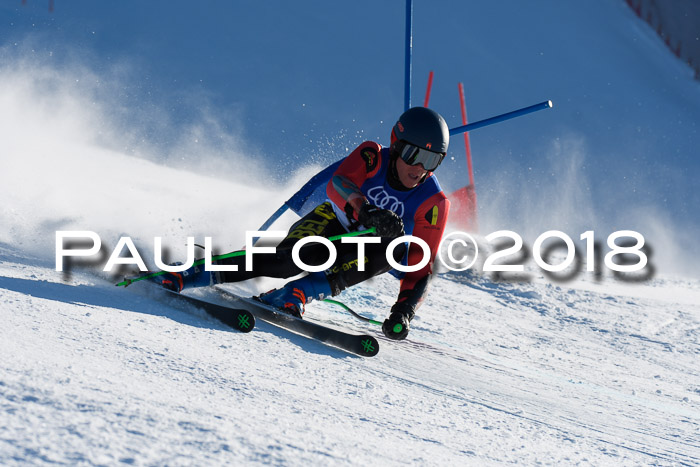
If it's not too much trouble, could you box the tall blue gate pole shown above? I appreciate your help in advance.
[404,0,413,111]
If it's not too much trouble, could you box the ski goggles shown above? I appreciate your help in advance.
[398,142,445,172]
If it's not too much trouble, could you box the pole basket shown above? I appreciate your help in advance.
[448,184,478,232]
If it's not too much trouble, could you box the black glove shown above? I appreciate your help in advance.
[358,203,404,238]
[382,302,415,340]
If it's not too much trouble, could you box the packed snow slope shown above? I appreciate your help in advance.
[1,211,699,465]
[0,131,699,464]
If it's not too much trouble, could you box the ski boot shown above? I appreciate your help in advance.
[257,272,332,318]
[149,262,219,293]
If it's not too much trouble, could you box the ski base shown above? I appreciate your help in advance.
[167,290,255,333]
[216,288,379,357]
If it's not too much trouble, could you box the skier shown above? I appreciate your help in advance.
[154,107,450,341]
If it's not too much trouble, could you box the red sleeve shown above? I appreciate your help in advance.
[397,192,450,309]
[326,141,382,219]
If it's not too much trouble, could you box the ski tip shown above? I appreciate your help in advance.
[234,311,255,333]
[357,336,380,357]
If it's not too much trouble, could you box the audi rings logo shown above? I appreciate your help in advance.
[367,187,405,217]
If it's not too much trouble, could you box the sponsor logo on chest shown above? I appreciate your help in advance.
[366,186,405,217]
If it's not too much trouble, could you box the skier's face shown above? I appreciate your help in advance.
[395,157,428,189]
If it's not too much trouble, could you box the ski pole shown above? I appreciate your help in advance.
[323,299,383,326]
[449,100,553,136]
[255,159,343,236]
[116,227,377,288]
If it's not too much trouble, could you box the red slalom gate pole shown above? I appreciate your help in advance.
[423,71,434,107]
[458,82,475,187]
[449,82,478,232]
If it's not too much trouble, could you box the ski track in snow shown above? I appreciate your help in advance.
[1,244,698,466]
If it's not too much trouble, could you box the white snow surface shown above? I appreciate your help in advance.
[0,126,699,463]
[1,240,699,465]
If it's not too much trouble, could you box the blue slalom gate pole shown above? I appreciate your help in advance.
[404,0,413,111]
[449,100,553,136]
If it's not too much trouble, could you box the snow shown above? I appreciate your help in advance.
[1,242,699,465]
[2,1,700,466]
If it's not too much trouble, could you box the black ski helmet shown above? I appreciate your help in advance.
[390,107,449,155]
